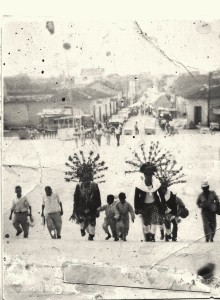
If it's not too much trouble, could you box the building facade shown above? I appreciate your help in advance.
[4,87,113,128]
[176,97,220,126]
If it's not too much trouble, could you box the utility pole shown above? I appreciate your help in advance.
[207,72,212,127]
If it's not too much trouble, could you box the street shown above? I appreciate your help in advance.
[3,112,220,242]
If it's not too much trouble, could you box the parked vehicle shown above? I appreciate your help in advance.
[210,122,219,131]
[144,118,156,135]
[37,106,83,132]
[118,112,128,122]
[157,107,177,120]
[120,108,131,117]
[57,115,94,141]
[109,115,125,124]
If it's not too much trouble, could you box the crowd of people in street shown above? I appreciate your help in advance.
[73,122,123,147]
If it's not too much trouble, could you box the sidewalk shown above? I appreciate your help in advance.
[4,238,220,299]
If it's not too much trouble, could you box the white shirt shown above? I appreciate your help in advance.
[12,196,30,212]
[115,128,121,134]
[96,129,103,136]
[42,193,61,214]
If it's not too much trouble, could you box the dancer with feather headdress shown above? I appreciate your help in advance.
[151,143,187,242]
[65,150,108,241]
[126,142,166,242]
[125,141,186,242]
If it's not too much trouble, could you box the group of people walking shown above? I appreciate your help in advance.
[73,123,123,148]
[9,147,219,243]
[9,174,219,243]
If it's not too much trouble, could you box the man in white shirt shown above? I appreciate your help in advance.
[9,186,32,238]
[41,186,63,239]
[115,125,122,146]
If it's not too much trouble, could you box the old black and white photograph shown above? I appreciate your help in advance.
[1,7,220,299]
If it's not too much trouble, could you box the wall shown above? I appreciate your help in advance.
[184,99,208,125]
[90,97,111,122]
[176,96,187,117]
[210,98,220,124]
[177,97,220,125]
[4,101,68,128]
[4,96,113,128]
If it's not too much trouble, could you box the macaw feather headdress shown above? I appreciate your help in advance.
[65,150,108,184]
[125,141,186,187]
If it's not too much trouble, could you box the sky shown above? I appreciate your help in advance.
[2,18,220,78]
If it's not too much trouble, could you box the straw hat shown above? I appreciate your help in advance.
[201,179,209,188]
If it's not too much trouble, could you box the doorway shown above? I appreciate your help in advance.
[194,106,202,125]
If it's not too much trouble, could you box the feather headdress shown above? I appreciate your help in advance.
[65,150,108,184]
[125,141,186,187]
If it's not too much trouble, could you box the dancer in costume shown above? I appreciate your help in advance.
[152,147,186,242]
[126,142,166,242]
[65,151,108,241]
[125,141,186,242]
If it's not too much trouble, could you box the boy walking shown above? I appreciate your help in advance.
[116,192,135,241]
[97,194,120,241]
[41,186,63,239]
[9,186,32,238]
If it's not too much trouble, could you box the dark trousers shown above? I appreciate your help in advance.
[202,209,216,241]
[165,218,178,239]
[116,134,120,146]
[13,211,29,238]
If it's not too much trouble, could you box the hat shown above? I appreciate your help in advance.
[65,151,108,184]
[201,179,209,188]
[161,181,169,188]
[140,162,157,175]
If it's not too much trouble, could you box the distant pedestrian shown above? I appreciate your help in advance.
[197,180,219,242]
[96,124,103,146]
[73,127,80,148]
[80,126,86,146]
[115,125,121,146]
[97,194,120,241]
[160,119,166,131]
[105,125,112,145]
[9,186,32,238]
[165,120,170,134]
[134,121,139,135]
[42,186,63,239]
[94,123,98,131]
[116,192,135,241]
